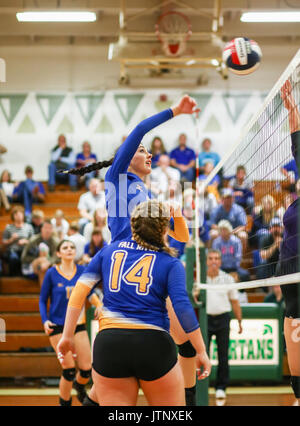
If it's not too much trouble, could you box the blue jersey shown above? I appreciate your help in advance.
[77,239,199,334]
[105,109,174,243]
[39,264,89,326]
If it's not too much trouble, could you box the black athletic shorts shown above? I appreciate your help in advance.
[49,323,86,336]
[276,258,299,319]
[92,328,178,381]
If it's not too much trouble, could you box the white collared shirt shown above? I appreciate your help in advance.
[206,270,239,316]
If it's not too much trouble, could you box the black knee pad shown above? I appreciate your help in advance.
[178,340,196,358]
[79,369,92,379]
[291,376,300,398]
[62,368,76,382]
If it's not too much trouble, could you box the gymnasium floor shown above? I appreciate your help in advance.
[0,386,296,406]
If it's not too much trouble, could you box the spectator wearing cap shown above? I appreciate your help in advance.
[212,220,250,282]
[256,217,283,280]
[50,209,70,240]
[209,188,248,249]
[12,166,45,217]
[170,133,196,182]
[66,221,86,262]
[198,138,220,173]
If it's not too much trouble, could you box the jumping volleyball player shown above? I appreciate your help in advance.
[278,80,300,404]
[57,200,211,406]
[39,240,102,406]
[59,94,201,405]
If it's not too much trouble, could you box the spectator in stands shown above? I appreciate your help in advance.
[76,141,98,189]
[81,227,108,265]
[281,158,298,193]
[198,138,220,173]
[227,165,254,214]
[0,143,7,155]
[170,133,196,182]
[82,207,111,243]
[149,136,167,168]
[209,188,248,248]
[203,188,218,220]
[205,248,243,401]
[150,154,181,201]
[249,194,277,246]
[51,209,70,240]
[12,166,45,217]
[66,221,86,262]
[2,206,34,276]
[77,178,106,232]
[212,220,250,282]
[21,219,59,286]
[0,182,10,211]
[257,217,283,280]
[48,134,77,192]
[277,193,294,221]
[198,161,221,202]
[0,169,18,204]
[28,209,45,234]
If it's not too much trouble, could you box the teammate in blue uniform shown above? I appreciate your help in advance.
[57,200,211,406]
[39,239,102,406]
[59,94,201,405]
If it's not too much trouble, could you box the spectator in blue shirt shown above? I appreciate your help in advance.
[198,138,220,173]
[76,141,98,189]
[13,166,46,218]
[228,165,254,214]
[212,220,250,282]
[170,133,196,182]
[209,188,248,250]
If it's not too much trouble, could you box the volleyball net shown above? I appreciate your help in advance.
[194,48,300,293]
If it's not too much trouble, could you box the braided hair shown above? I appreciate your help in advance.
[130,200,177,258]
[58,158,114,177]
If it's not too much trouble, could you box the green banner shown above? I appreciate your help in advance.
[95,114,113,133]
[223,94,251,123]
[75,94,104,125]
[56,115,74,134]
[36,94,65,125]
[0,94,27,125]
[114,94,144,125]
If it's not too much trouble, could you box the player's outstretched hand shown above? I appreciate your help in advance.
[196,351,212,381]
[172,94,200,117]
[57,336,77,364]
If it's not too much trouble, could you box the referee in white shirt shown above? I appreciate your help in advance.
[206,249,243,400]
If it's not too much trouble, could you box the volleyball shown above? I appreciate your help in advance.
[222,37,262,75]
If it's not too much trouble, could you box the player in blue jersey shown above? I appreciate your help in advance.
[57,200,211,406]
[59,94,201,405]
[39,239,102,406]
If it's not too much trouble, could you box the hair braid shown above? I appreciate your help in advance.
[58,158,114,176]
[131,200,177,258]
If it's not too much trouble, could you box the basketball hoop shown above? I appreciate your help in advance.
[155,11,192,57]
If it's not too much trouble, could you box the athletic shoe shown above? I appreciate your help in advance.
[215,389,226,399]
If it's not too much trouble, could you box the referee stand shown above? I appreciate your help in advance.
[185,245,209,406]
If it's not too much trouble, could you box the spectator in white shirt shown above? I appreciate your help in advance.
[77,178,106,231]
[66,221,87,262]
[83,207,111,244]
[150,154,181,199]
[51,209,70,240]
[206,248,243,401]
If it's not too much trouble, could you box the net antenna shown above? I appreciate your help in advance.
[155,11,192,57]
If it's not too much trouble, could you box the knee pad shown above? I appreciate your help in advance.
[178,341,196,358]
[291,376,300,398]
[62,368,76,382]
[79,368,92,379]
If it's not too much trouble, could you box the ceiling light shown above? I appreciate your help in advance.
[16,11,97,22]
[241,11,300,22]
